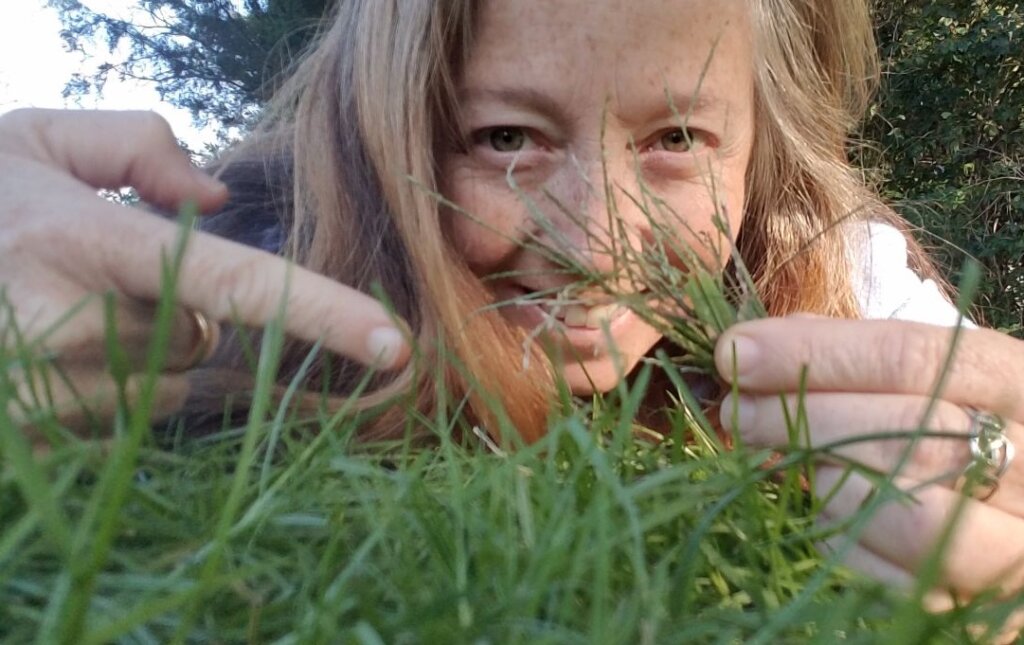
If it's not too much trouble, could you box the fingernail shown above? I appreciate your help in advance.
[721,334,760,377]
[719,393,757,432]
[367,326,405,369]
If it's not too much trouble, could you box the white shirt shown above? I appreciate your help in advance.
[849,222,972,327]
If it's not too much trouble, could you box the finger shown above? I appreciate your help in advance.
[817,532,957,612]
[0,108,227,213]
[724,392,1024,515]
[721,392,974,481]
[814,466,1024,597]
[95,214,409,369]
[990,609,1024,645]
[714,318,1024,422]
[10,365,191,438]
[45,299,218,373]
[0,109,409,369]
[821,508,1024,644]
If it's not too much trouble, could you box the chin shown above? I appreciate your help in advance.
[559,358,644,395]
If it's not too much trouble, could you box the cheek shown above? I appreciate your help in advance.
[443,165,526,272]
[653,193,740,271]
[660,165,747,268]
[721,185,747,244]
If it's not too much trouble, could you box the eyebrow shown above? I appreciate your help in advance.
[615,90,727,128]
[460,86,726,125]
[460,87,568,120]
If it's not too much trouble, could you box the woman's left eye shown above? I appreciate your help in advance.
[474,126,533,153]
[653,128,705,153]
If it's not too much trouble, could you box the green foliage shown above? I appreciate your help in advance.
[865,0,1024,332]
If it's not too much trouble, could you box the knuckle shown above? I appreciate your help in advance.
[0,108,31,139]
[959,329,1021,415]
[202,254,275,320]
[0,107,42,134]
[130,111,176,147]
[0,108,51,158]
[881,324,946,388]
[907,402,970,474]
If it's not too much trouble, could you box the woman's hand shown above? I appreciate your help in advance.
[714,317,1024,608]
[0,108,409,428]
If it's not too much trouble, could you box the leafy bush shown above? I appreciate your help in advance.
[865,0,1024,333]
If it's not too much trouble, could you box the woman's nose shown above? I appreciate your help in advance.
[531,157,648,277]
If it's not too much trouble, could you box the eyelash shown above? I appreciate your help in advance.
[643,128,710,154]
[471,126,540,154]
[467,126,713,161]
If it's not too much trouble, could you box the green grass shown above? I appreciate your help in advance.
[3,357,1020,644]
[2,210,1022,643]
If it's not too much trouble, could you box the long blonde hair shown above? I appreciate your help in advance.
[194,0,938,442]
[743,0,939,316]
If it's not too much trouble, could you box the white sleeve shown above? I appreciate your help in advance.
[848,222,973,327]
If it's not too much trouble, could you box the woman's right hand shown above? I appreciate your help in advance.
[0,108,409,430]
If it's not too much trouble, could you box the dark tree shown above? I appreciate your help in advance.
[48,0,334,129]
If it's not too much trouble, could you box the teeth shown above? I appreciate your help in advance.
[563,305,589,327]
[551,303,624,329]
[534,299,628,329]
[585,304,622,329]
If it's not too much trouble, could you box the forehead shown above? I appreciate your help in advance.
[464,0,754,115]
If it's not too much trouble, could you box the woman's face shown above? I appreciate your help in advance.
[442,0,756,394]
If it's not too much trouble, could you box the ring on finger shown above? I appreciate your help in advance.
[955,410,1015,501]
[176,309,215,372]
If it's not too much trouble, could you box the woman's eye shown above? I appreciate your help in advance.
[487,127,527,152]
[656,128,702,153]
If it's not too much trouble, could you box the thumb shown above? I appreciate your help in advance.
[0,108,227,214]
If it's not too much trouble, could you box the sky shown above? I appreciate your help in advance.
[0,0,212,148]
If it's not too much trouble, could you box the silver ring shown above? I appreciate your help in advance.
[955,410,1015,501]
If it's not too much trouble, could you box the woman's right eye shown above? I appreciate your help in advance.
[483,127,527,152]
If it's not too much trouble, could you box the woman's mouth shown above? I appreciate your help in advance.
[538,301,628,329]
[490,283,650,354]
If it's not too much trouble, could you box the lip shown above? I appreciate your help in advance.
[493,285,644,354]
[518,302,640,352]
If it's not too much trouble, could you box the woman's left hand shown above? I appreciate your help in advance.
[715,317,1024,603]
